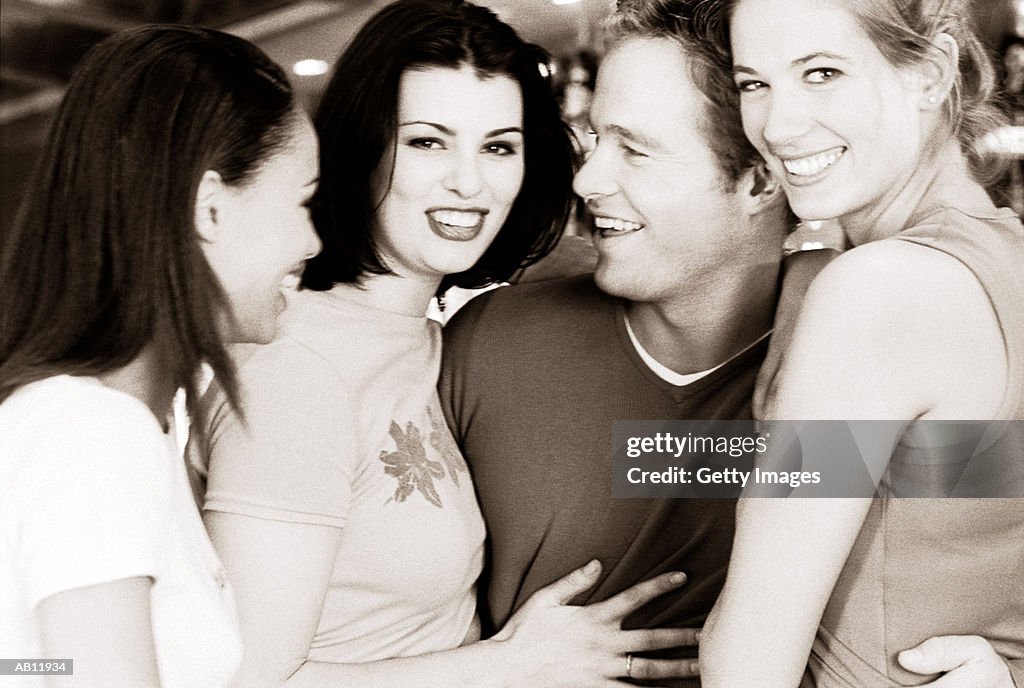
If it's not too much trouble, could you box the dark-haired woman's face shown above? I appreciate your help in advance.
[730,0,928,227]
[373,65,525,283]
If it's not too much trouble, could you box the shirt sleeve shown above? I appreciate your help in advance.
[439,292,491,448]
[201,337,357,528]
[12,392,169,608]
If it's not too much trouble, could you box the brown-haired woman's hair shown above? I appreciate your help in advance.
[0,25,297,422]
[693,0,1009,184]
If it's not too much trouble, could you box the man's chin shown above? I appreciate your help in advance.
[593,266,644,301]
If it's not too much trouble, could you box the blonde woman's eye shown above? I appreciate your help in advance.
[805,68,841,84]
[735,79,767,93]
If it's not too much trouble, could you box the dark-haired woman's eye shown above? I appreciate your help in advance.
[409,137,444,150]
[484,141,519,156]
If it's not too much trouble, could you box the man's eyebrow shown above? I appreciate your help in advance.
[606,123,662,152]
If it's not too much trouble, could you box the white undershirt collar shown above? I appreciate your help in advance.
[623,312,771,387]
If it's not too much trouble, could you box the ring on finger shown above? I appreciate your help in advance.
[625,653,633,678]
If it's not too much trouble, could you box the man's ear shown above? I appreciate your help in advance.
[739,160,785,217]
[194,170,227,243]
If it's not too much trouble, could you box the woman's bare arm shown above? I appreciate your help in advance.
[207,510,698,688]
[37,578,160,688]
[703,241,1005,687]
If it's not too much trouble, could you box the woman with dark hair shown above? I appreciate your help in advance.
[193,1,696,686]
[686,0,1024,686]
[0,24,320,688]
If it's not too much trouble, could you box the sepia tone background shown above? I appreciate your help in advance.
[2,0,1021,233]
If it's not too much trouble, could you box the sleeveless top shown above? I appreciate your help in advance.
[806,169,1024,687]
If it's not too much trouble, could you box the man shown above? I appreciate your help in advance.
[440,3,787,686]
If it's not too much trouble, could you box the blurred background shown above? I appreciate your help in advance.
[2,0,1022,233]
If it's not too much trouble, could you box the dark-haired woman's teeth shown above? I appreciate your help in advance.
[427,209,486,241]
[431,209,483,227]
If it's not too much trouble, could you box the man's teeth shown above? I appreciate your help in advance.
[429,209,483,227]
[594,216,643,232]
[782,148,844,177]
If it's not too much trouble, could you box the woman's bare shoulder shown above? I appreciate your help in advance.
[781,239,1005,419]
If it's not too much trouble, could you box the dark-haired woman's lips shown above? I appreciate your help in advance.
[426,208,488,241]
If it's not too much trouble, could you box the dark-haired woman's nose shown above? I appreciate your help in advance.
[444,152,484,198]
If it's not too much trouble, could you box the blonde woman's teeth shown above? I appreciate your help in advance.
[782,147,844,177]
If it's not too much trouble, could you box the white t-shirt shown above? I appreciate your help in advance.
[0,376,241,688]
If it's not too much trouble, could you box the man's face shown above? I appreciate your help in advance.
[573,37,754,307]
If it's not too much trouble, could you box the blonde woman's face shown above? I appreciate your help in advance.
[730,0,927,224]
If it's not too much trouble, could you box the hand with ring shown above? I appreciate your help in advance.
[487,560,702,686]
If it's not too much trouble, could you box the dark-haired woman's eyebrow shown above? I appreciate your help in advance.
[486,127,523,138]
[399,121,522,139]
[400,121,453,135]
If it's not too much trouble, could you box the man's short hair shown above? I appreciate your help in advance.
[607,0,761,190]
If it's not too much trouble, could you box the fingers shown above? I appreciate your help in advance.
[530,559,603,607]
[616,627,701,652]
[588,571,687,621]
[898,635,992,675]
[622,656,700,681]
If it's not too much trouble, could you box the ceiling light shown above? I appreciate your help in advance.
[293,59,329,77]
